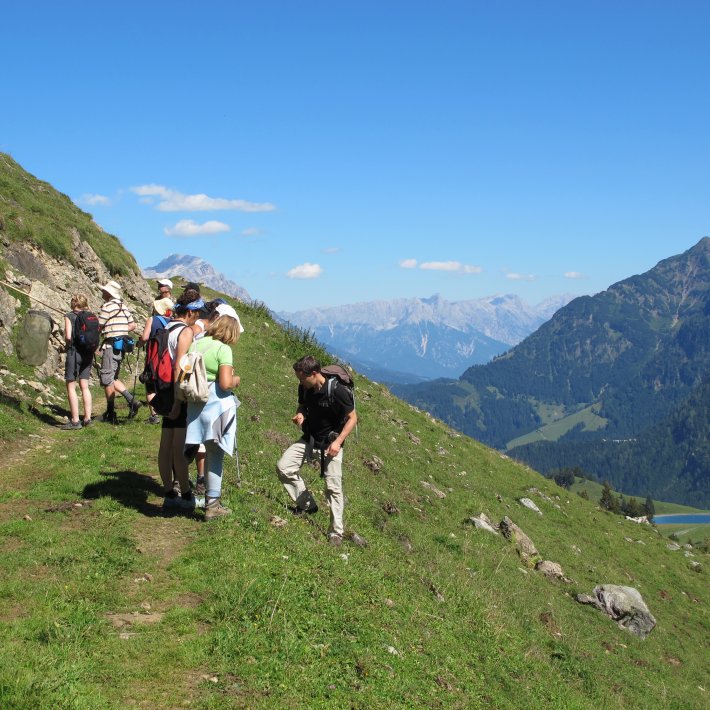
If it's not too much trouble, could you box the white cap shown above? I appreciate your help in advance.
[215,303,245,333]
[157,278,173,290]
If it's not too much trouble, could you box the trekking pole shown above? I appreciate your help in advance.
[130,348,140,403]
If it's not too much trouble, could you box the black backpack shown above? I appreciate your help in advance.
[139,320,186,415]
[320,364,354,412]
[73,310,100,354]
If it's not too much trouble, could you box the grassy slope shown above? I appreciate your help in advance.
[0,294,706,709]
[0,153,138,276]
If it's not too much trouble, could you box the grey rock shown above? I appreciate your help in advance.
[499,516,539,562]
[420,481,446,499]
[576,585,656,639]
[364,455,383,473]
[467,513,499,535]
[0,287,17,355]
[347,532,369,548]
[518,497,542,515]
[535,560,566,580]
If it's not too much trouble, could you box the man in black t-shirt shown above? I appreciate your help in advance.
[276,355,357,546]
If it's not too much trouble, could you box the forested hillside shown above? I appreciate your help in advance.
[394,238,710,505]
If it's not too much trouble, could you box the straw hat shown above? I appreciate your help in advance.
[152,297,174,316]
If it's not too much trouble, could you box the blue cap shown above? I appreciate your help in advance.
[185,299,206,311]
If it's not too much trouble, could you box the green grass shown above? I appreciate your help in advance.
[507,403,607,449]
[0,153,138,276]
[0,297,708,709]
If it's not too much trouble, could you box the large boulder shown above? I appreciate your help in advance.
[576,585,656,639]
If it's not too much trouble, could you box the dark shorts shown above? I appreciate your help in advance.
[99,346,123,387]
[162,401,188,429]
[65,348,93,382]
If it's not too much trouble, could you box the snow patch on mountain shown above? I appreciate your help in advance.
[142,254,251,301]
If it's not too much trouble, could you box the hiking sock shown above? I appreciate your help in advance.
[121,391,135,405]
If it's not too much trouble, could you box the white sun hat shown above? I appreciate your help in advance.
[215,303,245,333]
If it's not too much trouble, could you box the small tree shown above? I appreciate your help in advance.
[552,468,575,490]
[643,495,655,520]
[624,497,642,517]
[599,481,616,511]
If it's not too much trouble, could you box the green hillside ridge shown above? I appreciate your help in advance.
[0,152,138,276]
[0,291,708,708]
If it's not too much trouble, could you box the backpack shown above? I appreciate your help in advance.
[298,364,355,433]
[149,314,170,339]
[73,310,100,354]
[177,340,228,403]
[139,321,186,415]
[320,364,354,410]
[176,348,210,404]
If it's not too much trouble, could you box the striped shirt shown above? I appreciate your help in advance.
[99,298,135,340]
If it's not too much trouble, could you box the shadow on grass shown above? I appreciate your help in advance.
[83,469,175,518]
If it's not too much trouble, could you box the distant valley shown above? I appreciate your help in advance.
[394,238,710,507]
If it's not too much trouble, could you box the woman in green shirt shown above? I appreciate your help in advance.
[185,304,243,520]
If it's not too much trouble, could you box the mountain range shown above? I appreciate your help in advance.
[280,293,574,382]
[142,253,251,301]
[393,237,710,506]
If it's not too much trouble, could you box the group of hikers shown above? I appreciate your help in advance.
[61,278,357,545]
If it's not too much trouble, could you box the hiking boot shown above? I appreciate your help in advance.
[101,410,119,425]
[328,533,343,548]
[60,420,82,430]
[295,490,318,514]
[128,399,143,419]
[147,414,161,424]
[291,504,319,516]
[82,418,93,427]
[205,499,232,521]
[194,476,206,495]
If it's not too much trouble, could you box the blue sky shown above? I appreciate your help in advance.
[2,1,708,311]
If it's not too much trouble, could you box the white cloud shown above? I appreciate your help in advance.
[323,246,341,254]
[420,261,482,274]
[131,184,276,212]
[241,227,264,237]
[286,262,323,279]
[164,219,231,237]
[564,271,585,279]
[78,193,111,206]
[506,272,536,281]
[399,258,418,269]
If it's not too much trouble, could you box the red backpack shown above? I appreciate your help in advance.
[139,321,185,415]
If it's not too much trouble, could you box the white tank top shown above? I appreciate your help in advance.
[166,321,187,361]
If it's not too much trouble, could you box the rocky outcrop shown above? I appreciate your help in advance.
[1,235,153,385]
[576,585,656,639]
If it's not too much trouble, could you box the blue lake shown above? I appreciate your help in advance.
[654,514,710,525]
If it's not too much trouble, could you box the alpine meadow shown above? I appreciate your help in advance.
[0,154,708,709]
